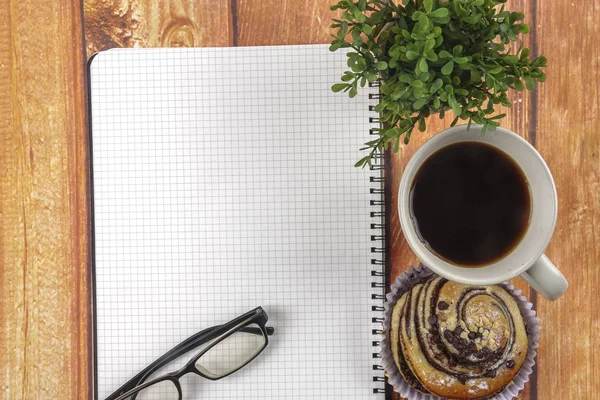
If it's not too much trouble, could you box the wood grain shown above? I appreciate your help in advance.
[534,0,600,398]
[83,0,233,58]
[236,0,336,45]
[0,1,89,399]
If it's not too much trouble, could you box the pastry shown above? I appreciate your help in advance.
[390,276,528,399]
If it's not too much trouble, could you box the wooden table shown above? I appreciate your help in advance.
[0,0,597,399]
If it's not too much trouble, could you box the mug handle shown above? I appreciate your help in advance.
[520,254,568,300]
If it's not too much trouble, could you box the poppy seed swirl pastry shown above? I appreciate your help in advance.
[390,276,528,399]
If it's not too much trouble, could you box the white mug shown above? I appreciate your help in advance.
[398,124,568,300]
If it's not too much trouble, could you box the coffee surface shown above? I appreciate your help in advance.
[410,141,531,266]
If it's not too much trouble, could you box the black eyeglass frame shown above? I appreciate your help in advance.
[106,307,273,400]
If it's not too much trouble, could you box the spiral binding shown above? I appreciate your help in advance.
[368,81,386,395]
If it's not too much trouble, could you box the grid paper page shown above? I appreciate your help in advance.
[90,44,384,399]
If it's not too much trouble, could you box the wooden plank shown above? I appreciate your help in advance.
[383,0,536,398]
[534,0,600,399]
[83,0,233,58]
[236,0,336,45]
[0,1,89,399]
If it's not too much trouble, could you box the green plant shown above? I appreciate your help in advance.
[329,0,547,167]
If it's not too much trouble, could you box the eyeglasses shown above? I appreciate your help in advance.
[106,307,274,400]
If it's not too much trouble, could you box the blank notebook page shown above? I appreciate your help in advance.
[89,44,383,399]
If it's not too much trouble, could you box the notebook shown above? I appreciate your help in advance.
[89,44,387,399]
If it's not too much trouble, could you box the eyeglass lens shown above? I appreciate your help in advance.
[121,379,179,400]
[195,323,266,378]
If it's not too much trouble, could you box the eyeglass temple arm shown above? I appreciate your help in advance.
[105,325,274,400]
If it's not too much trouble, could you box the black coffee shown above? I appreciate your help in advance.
[410,142,531,266]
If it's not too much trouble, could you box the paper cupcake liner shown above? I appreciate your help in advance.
[381,265,541,400]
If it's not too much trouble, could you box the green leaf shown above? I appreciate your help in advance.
[341,72,354,82]
[425,51,438,61]
[349,86,358,98]
[391,86,411,100]
[463,15,481,24]
[404,128,413,144]
[441,60,454,75]
[362,24,373,35]
[353,10,367,23]
[388,44,403,57]
[488,66,503,74]
[411,11,426,21]
[413,97,428,110]
[424,0,433,13]
[433,97,440,109]
[354,156,370,168]
[481,122,488,137]
[431,15,450,24]
[411,80,424,88]
[413,87,426,98]
[341,11,352,21]
[514,24,530,34]
[469,69,482,83]
[332,83,348,92]
[418,72,430,81]
[418,58,428,73]
[399,73,414,83]
[454,57,468,64]
[534,55,548,67]
[430,78,443,93]
[449,95,462,116]
[374,103,386,113]
[385,128,400,138]
[520,48,530,60]
[424,38,435,52]
[406,50,420,60]
[429,8,449,19]
[452,45,463,56]
[490,113,507,120]
[375,61,388,70]
[439,50,452,59]
[524,76,536,91]
[399,119,413,129]
[510,12,525,22]
[329,42,342,52]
